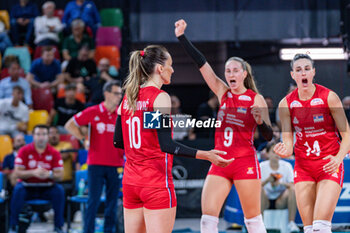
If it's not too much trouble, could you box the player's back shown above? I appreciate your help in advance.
[120,86,173,188]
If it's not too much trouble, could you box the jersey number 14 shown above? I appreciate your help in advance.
[304,140,321,156]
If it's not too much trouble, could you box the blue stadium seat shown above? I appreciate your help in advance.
[3,47,31,73]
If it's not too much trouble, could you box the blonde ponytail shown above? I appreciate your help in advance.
[123,45,169,112]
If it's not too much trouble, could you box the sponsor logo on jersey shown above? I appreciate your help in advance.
[29,155,33,159]
[15,157,23,164]
[227,92,233,98]
[332,172,338,178]
[217,110,225,122]
[237,107,247,114]
[294,170,297,178]
[238,95,251,101]
[143,110,161,129]
[247,167,254,174]
[310,98,324,106]
[45,155,52,161]
[313,114,324,123]
[293,117,299,124]
[96,122,106,133]
[28,160,37,168]
[290,100,302,108]
[94,116,100,121]
[294,126,302,132]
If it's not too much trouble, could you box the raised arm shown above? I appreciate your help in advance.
[175,19,229,101]
[274,98,293,158]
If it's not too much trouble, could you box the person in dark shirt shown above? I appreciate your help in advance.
[85,58,118,106]
[195,91,219,139]
[2,133,26,188]
[10,0,39,45]
[48,83,85,133]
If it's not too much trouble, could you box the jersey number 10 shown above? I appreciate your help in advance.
[126,117,141,149]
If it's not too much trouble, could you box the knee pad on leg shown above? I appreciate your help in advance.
[200,215,219,233]
[304,225,313,233]
[244,214,267,233]
[313,220,331,233]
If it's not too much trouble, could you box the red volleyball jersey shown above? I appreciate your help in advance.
[286,84,340,160]
[120,86,174,188]
[215,89,258,158]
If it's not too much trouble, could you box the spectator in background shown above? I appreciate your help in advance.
[2,133,26,188]
[62,19,95,62]
[259,123,282,160]
[48,84,85,133]
[26,46,63,89]
[49,126,74,194]
[0,86,29,137]
[265,96,276,124]
[196,91,219,139]
[10,125,65,233]
[276,83,297,129]
[0,61,32,106]
[342,96,350,122]
[261,143,298,232]
[85,58,118,106]
[10,0,39,45]
[0,19,12,53]
[34,1,63,46]
[170,94,193,140]
[62,0,100,36]
[65,46,97,95]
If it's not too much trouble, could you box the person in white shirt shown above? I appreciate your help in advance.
[0,86,29,137]
[34,1,63,46]
[260,142,299,232]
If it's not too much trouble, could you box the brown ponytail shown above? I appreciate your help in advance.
[123,45,169,112]
[226,57,259,94]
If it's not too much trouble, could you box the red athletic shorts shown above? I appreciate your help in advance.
[294,156,344,187]
[123,184,177,210]
[208,155,261,182]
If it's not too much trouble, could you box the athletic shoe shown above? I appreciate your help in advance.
[288,221,300,232]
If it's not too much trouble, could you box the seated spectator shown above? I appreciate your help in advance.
[62,0,100,36]
[65,46,97,94]
[48,84,85,133]
[259,123,282,160]
[0,61,32,106]
[48,126,74,191]
[261,143,298,232]
[26,46,63,89]
[62,19,95,63]
[342,96,350,122]
[10,0,39,45]
[84,58,118,106]
[0,19,12,53]
[2,133,26,188]
[0,86,29,137]
[195,91,219,139]
[34,1,63,46]
[10,125,64,233]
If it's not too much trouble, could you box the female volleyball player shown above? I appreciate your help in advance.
[274,53,350,233]
[113,45,233,233]
[175,19,273,233]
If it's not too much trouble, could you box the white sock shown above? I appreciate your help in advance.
[304,225,313,233]
[244,214,267,233]
[313,220,332,233]
[200,214,219,233]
